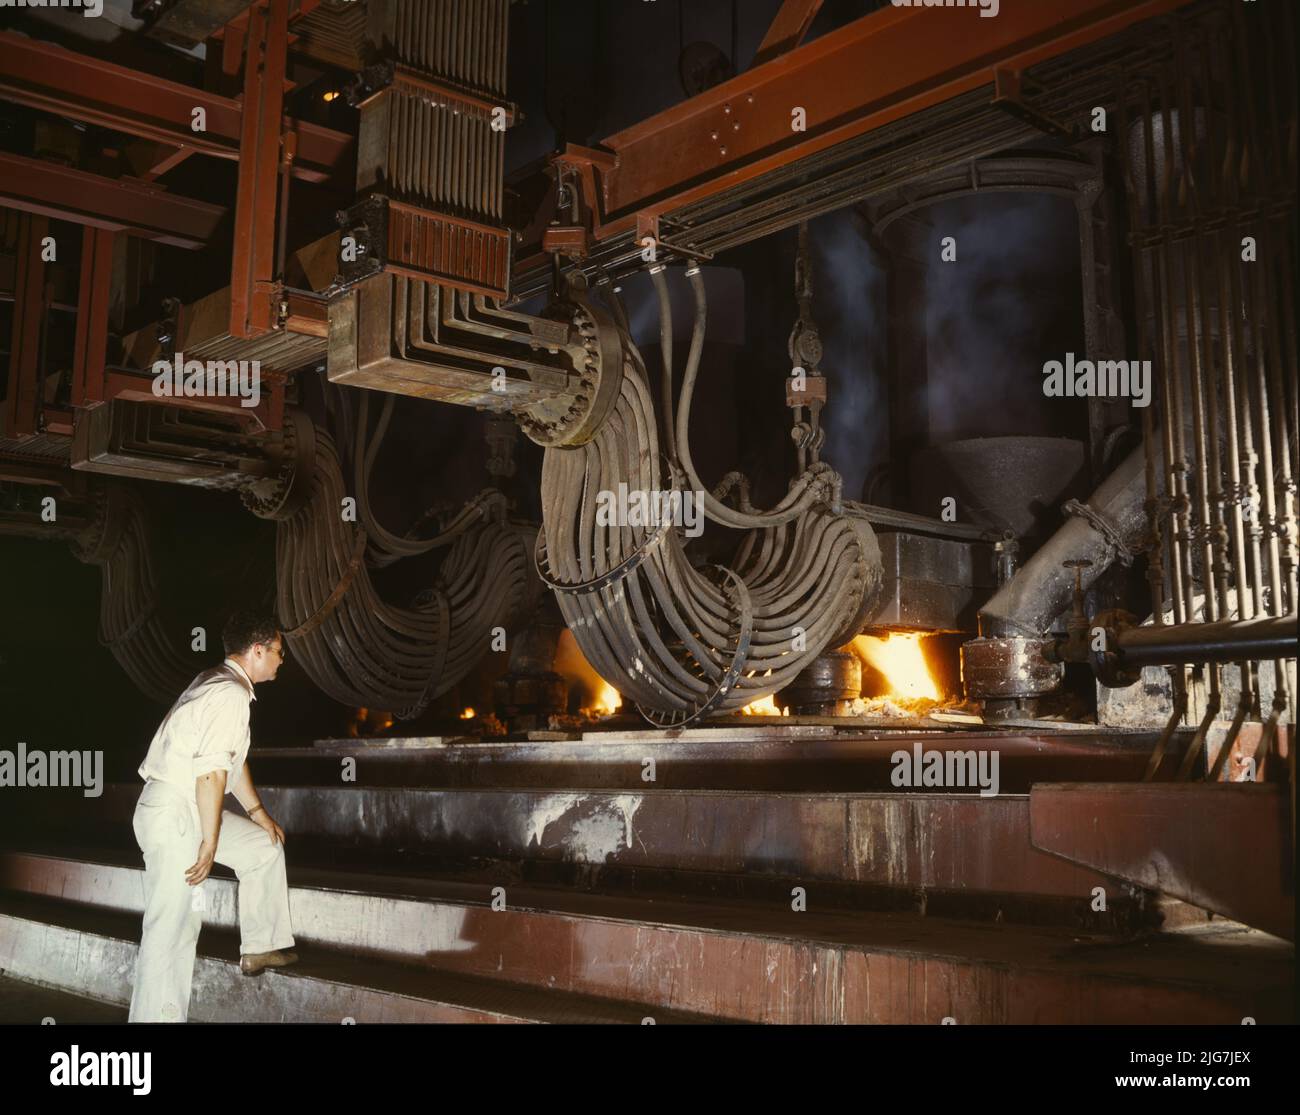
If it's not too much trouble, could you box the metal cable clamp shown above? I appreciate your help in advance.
[636,566,754,729]
[1063,498,1136,567]
[535,516,674,597]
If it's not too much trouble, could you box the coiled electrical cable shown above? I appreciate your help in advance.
[71,484,193,703]
[538,272,882,724]
[254,418,533,718]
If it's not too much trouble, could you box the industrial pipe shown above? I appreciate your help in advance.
[1115,613,1298,668]
[978,440,1149,638]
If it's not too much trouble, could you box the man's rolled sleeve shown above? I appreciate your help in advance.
[191,686,249,782]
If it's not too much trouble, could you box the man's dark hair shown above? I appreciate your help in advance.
[221,610,281,656]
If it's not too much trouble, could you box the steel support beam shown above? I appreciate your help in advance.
[1029,783,1294,941]
[2,215,48,440]
[561,0,1190,240]
[0,30,350,185]
[229,0,289,339]
[70,227,116,411]
[751,0,824,68]
[0,153,224,250]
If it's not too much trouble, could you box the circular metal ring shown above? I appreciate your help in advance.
[535,516,674,597]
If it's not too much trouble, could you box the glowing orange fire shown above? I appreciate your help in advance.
[555,630,623,718]
[347,707,394,737]
[740,693,784,715]
[459,707,476,720]
[852,633,941,703]
[590,682,622,716]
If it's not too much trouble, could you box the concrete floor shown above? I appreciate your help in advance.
[0,975,127,1024]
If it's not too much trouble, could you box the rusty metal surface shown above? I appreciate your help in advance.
[0,153,225,249]
[1029,783,1295,940]
[71,367,285,432]
[0,785,1114,909]
[379,0,511,100]
[346,0,514,305]
[0,30,351,185]
[962,635,1065,701]
[1,214,47,441]
[566,0,1191,240]
[1,846,1289,1024]
[385,202,512,298]
[229,0,288,339]
[70,400,284,486]
[289,0,368,71]
[327,273,584,409]
[246,729,1182,792]
[0,891,704,1023]
[70,228,115,411]
[752,0,825,68]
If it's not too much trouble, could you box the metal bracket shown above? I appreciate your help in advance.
[283,528,369,641]
[535,515,674,598]
[991,68,1074,140]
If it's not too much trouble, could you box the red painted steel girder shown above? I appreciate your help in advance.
[71,227,115,411]
[0,152,224,249]
[229,0,289,339]
[1029,782,1295,941]
[1,214,48,441]
[573,0,1191,238]
[752,0,824,68]
[0,30,351,185]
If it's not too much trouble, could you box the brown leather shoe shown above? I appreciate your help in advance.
[239,949,299,976]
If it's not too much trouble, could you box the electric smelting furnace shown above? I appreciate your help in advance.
[0,0,1294,1027]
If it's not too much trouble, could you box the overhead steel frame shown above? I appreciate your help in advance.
[1,214,49,441]
[0,1,329,441]
[0,153,226,251]
[70,227,116,414]
[543,0,1191,253]
[229,0,291,339]
[0,29,350,185]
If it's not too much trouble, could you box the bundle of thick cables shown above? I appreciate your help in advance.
[538,271,882,724]
[71,483,194,703]
[259,413,533,718]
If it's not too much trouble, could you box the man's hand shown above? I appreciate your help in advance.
[252,810,286,846]
[185,839,217,886]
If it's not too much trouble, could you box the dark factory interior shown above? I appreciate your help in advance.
[0,0,1295,1030]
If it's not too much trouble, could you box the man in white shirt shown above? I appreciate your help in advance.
[128,611,297,1023]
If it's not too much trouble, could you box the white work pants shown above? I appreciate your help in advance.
[127,779,294,1023]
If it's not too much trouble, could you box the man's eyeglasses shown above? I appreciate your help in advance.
[259,642,286,659]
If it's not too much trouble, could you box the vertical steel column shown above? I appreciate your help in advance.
[70,226,115,410]
[1,213,49,439]
[229,0,288,339]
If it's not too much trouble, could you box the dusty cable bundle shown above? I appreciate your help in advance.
[537,273,882,725]
[71,484,194,704]
[249,413,534,718]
